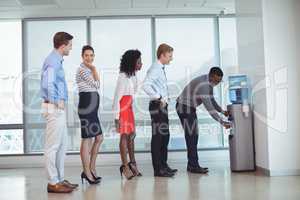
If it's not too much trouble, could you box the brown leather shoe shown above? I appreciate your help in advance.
[47,183,73,193]
[62,180,79,189]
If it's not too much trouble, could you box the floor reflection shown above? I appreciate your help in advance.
[0,163,300,200]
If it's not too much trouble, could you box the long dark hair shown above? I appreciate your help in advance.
[119,49,141,77]
[81,45,94,56]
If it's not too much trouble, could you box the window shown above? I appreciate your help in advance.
[155,18,223,148]
[0,20,23,154]
[219,18,238,69]
[16,16,238,155]
[219,18,238,147]
[24,19,87,152]
[0,129,23,154]
[0,21,22,124]
[90,18,153,151]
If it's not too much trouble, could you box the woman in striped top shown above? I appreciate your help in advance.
[76,45,103,184]
[112,49,143,180]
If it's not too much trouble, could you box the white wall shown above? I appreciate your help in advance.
[235,0,270,170]
[262,0,300,175]
[235,0,300,175]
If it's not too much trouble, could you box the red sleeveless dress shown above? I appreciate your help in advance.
[118,95,135,134]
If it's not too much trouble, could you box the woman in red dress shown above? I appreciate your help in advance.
[112,50,143,180]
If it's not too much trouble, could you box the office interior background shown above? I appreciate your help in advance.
[0,2,237,155]
[0,0,300,199]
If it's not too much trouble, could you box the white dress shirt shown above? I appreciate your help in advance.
[143,61,169,103]
[112,72,138,119]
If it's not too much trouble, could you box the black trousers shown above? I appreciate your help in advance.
[149,100,170,172]
[176,102,200,168]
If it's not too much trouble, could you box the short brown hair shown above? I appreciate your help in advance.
[53,32,73,49]
[157,43,173,59]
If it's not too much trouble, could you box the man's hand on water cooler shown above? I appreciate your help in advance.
[222,110,230,117]
[222,121,231,129]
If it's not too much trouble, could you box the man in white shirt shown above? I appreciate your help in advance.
[143,43,177,177]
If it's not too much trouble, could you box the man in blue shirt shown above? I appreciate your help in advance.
[41,32,78,193]
[143,43,177,177]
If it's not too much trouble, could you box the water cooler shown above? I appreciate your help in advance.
[227,75,255,172]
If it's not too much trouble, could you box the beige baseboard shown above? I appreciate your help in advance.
[256,166,300,177]
[0,150,229,169]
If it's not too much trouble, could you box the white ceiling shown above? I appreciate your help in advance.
[0,0,235,18]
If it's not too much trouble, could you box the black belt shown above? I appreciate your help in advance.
[150,99,168,106]
[150,99,164,103]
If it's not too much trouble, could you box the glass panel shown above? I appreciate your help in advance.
[219,18,238,69]
[0,129,23,154]
[22,17,237,153]
[155,18,223,148]
[90,18,153,152]
[0,20,22,124]
[219,18,238,147]
[24,19,87,152]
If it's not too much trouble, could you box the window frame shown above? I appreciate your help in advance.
[0,14,236,155]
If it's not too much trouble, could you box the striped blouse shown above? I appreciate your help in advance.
[76,63,100,93]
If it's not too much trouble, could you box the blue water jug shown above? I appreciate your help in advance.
[228,75,249,104]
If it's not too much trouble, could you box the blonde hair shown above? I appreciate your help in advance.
[157,43,173,59]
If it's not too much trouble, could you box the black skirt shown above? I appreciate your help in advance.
[78,92,102,138]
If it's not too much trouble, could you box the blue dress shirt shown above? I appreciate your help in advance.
[143,61,169,103]
[40,50,68,104]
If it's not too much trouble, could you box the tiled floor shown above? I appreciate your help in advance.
[1,156,300,200]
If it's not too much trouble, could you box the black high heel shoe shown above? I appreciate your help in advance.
[81,172,100,184]
[91,171,102,181]
[119,165,134,180]
[128,161,142,177]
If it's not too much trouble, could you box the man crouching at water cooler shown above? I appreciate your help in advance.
[176,67,231,174]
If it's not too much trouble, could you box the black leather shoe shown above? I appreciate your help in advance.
[187,166,209,174]
[166,166,178,173]
[199,166,209,170]
[154,169,174,177]
[187,164,209,170]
